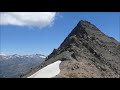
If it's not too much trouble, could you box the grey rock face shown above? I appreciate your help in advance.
[37,20,120,78]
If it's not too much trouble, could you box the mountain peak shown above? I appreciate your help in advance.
[47,20,103,59]
[40,20,120,78]
[77,20,91,26]
[77,20,100,32]
[58,20,103,49]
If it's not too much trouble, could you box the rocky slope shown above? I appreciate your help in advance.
[29,20,120,78]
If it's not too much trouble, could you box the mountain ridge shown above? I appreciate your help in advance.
[27,20,120,78]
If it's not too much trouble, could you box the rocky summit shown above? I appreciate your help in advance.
[29,20,120,78]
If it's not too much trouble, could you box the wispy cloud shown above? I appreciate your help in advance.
[0,12,56,28]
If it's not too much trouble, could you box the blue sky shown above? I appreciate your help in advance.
[0,12,120,55]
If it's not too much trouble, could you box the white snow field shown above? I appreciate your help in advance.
[28,61,61,78]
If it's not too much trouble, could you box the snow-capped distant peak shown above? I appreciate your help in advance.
[30,54,46,58]
[12,54,21,58]
[0,53,7,56]
[39,55,46,58]
[0,54,46,60]
[25,55,29,58]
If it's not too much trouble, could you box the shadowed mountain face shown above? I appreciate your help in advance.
[39,20,120,78]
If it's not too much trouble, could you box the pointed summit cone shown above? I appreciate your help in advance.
[28,20,120,78]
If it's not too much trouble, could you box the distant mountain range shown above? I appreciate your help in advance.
[1,20,120,78]
[0,54,46,60]
[0,54,45,78]
[31,20,120,78]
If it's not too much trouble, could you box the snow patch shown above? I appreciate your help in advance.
[28,61,61,78]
